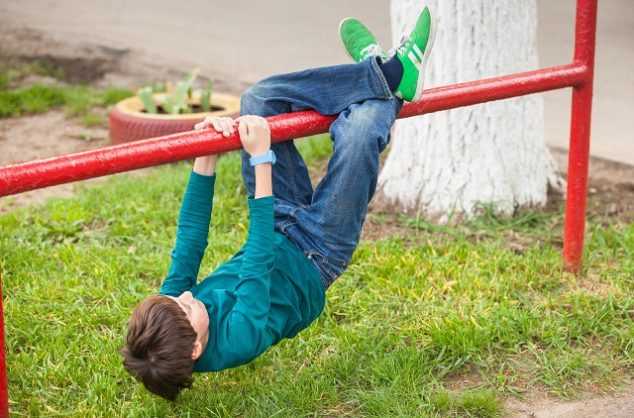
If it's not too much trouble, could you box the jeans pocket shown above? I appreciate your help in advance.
[306,251,347,277]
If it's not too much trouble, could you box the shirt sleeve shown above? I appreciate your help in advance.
[159,171,216,297]
[223,196,275,357]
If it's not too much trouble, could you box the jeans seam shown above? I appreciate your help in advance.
[307,251,345,271]
[369,57,393,100]
[277,219,297,232]
[307,252,339,283]
[289,206,303,217]
[280,143,304,205]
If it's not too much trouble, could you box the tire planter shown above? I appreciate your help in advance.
[109,92,241,144]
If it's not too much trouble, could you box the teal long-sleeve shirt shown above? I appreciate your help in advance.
[159,171,326,372]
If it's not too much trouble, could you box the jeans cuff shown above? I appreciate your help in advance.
[369,56,394,100]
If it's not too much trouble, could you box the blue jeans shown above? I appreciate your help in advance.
[240,58,402,289]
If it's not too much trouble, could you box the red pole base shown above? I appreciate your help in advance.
[563,0,597,274]
[0,272,9,418]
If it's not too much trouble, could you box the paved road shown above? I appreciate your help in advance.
[0,0,631,166]
[537,0,633,166]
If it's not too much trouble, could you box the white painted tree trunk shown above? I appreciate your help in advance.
[377,0,564,221]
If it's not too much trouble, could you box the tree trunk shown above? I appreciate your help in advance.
[376,0,563,221]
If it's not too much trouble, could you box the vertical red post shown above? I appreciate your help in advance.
[563,0,598,273]
[0,272,8,418]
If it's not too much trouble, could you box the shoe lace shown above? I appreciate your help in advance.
[388,35,410,57]
[359,44,384,60]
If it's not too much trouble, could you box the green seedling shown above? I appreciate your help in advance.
[200,81,213,112]
[137,86,156,114]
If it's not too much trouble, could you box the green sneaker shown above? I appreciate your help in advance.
[338,17,388,63]
[393,6,437,102]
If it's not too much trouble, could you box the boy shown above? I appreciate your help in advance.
[120,7,436,401]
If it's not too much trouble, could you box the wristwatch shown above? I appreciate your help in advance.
[249,150,276,166]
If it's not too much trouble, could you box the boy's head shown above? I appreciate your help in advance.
[119,292,210,401]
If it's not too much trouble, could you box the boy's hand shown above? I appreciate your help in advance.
[192,116,236,175]
[194,116,236,138]
[237,115,271,156]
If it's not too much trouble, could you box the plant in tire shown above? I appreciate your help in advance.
[109,69,240,144]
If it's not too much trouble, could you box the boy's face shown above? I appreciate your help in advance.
[168,291,210,345]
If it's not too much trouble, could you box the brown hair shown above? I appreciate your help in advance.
[119,295,197,401]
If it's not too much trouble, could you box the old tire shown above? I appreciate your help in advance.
[109,92,241,144]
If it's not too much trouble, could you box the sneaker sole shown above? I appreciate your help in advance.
[338,17,357,62]
[412,6,437,102]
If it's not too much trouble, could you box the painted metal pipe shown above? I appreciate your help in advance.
[563,0,598,273]
[0,63,586,198]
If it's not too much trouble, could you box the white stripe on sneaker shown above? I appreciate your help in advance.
[412,44,425,61]
[407,51,422,70]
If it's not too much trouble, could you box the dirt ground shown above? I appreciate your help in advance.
[0,110,111,211]
[506,380,634,418]
[0,37,633,418]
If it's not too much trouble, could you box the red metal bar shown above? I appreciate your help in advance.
[563,0,598,273]
[0,63,586,198]
[400,63,586,118]
[0,2,599,412]
[0,272,8,418]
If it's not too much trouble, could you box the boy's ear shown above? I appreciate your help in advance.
[191,340,203,360]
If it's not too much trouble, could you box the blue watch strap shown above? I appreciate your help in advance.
[249,150,276,166]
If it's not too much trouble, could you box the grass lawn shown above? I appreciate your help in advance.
[0,136,632,417]
[0,59,133,126]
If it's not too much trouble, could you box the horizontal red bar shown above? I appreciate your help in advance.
[401,63,587,118]
[0,63,588,197]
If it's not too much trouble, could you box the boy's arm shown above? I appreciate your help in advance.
[159,162,216,297]
[160,116,237,296]
[223,116,275,356]
[224,195,275,355]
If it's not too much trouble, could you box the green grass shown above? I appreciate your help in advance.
[0,60,66,90]
[0,84,134,121]
[0,61,134,124]
[0,136,632,417]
